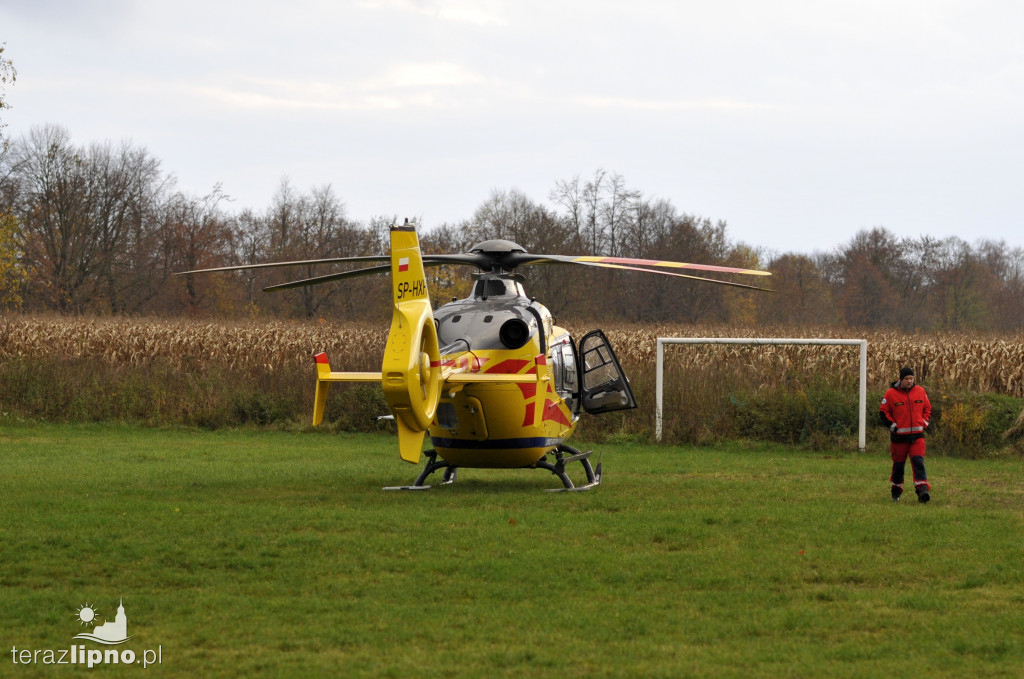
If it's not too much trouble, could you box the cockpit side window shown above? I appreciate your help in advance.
[551,344,564,391]
[561,342,579,397]
[551,337,580,415]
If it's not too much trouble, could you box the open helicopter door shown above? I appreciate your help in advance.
[579,330,637,414]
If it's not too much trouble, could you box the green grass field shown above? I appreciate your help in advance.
[1,422,1022,678]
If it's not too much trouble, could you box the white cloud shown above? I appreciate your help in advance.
[384,62,486,89]
[189,60,488,113]
[572,96,778,113]
[354,0,507,25]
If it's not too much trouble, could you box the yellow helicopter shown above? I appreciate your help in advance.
[183,222,771,490]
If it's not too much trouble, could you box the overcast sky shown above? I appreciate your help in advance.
[2,0,1022,256]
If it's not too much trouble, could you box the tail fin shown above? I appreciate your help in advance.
[313,353,331,426]
[380,224,441,464]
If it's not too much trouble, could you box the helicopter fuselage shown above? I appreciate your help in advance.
[430,277,575,467]
[427,273,632,468]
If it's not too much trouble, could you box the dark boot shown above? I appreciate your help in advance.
[911,456,930,503]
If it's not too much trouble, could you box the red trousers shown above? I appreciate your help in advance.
[890,437,926,462]
[890,438,929,490]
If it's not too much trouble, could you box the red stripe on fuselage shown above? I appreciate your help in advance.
[487,359,533,374]
[522,407,535,427]
[543,399,571,426]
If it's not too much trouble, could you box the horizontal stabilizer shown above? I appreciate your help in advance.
[312,352,382,426]
[314,352,382,382]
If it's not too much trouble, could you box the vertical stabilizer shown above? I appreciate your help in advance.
[380,224,441,464]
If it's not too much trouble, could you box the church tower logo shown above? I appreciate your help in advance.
[72,598,134,645]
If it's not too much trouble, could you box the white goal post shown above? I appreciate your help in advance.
[655,338,868,451]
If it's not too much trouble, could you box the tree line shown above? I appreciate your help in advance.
[2,124,1024,330]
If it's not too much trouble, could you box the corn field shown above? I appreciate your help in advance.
[2,315,1023,455]
[4,317,1024,395]
[0,316,388,372]
[598,324,1024,398]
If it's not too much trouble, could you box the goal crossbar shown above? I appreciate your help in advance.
[655,338,868,450]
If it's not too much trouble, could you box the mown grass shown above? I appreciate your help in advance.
[1,422,1022,677]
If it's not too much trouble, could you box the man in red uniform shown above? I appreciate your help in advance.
[879,367,932,503]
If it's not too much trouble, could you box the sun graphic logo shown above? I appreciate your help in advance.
[76,603,98,626]
[72,598,133,645]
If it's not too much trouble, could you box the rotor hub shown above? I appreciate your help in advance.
[468,239,527,255]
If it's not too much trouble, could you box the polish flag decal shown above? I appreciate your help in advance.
[398,257,410,272]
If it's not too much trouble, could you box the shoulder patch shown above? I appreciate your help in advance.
[881,398,887,404]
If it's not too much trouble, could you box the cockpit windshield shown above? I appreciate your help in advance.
[472,277,524,299]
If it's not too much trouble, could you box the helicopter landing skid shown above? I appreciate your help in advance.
[539,444,602,492]
[383,450,457,491]
[383,445,601,492]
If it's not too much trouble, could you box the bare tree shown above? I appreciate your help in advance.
[292,184,354,318]
[550,169,611,253]
[977,239,1024,330]
[0,43,15,151]
[549,174,584,248]
[161,186,234,314]
[0,210,25,308]
[599,172,640,257]
[929,237,992,330]
[89,140,165,312]
[230,208,270,312]
[5,126,164,312]
[758,253,834,326]
[0,45,22,308]
[256,179,378,318]
[464,188,540,247]
[830,228,905,328]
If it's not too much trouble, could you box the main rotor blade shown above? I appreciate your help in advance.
[505,253,771,277]
[262,264,394,291]
[261,255,491,292]
[422,254,493,268]
[179,253,490,277]
[565,259,775,291]
[177,255,392,276]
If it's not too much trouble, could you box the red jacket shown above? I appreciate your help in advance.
[879,383,932,442]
